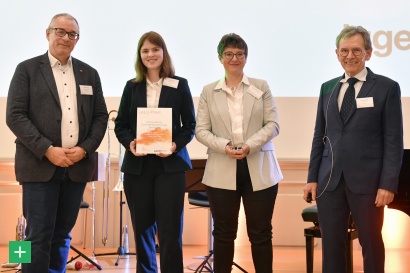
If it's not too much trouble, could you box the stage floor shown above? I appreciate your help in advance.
[1,245,409,272]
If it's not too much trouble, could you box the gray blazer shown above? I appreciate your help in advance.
[195,76,283,191]
[6,53,108,183]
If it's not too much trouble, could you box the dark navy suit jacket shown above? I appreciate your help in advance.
[308,68,403,194]
[114,76,196,175]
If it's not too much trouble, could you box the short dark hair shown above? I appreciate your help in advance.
[336,25,372,50]
[133,31,175,83]
[217,33,248,57]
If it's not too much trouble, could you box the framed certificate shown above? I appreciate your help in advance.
[136,108,172,154]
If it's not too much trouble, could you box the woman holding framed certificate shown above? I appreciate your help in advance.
[114,31,196,273]
[195,33,283,273]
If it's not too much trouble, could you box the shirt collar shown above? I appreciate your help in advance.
[340,67,368,83]
[146,78,163,87]
[48,51,72,69]
[214,74,250,92]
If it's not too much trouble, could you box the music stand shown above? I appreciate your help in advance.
[186,159,247,273]
[94,193,136,265]
[185,159,207,192]
[93,154,136,266]
[67,153,102,270]
[67,245,102,270]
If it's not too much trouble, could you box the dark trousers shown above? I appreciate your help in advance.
[206,159,278,273]
[21,167,86,273]
[123,155,186,273]
[316,176,385,273]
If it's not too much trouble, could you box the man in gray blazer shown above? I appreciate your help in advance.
[6,13,108,273]
[304,26,403,273]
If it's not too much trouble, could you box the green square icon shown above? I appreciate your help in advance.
[9,241,31,263]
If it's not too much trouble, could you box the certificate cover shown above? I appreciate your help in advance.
[136,108,172,154]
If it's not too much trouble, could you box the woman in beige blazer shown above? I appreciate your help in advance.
[195,33,283,273]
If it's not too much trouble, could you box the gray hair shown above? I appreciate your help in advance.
[336,25,372,50]
[48,13,79,33]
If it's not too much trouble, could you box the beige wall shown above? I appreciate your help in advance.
[1,97,409,160]
[1,96,409,250]
[1,159,410,251]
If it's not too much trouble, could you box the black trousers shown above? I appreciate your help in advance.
[206,158,278,273]
[123,155,186,273]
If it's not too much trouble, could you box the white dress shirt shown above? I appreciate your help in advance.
[49,52,79,148]
[338,67,367,110]
[146,78,163,108]
[214,75,250,147]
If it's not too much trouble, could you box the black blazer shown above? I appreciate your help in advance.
[114,76,196,175]
[308,68,403,194]
[6,53,108,183]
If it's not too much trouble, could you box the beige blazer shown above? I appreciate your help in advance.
[195,76,283,191]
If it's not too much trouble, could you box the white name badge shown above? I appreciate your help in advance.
[356,97,374,108]
[163,78,179,89]
[247,85,263,99]
[80,85,93,95]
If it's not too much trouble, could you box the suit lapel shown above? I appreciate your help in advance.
[345,69,376,124]
[357,70,376,99]
[330,81,344,126]
[72,59,84,117]
[40,53,60,106]
[131,78,181,109]
[214,89,232,133]
[242,85,255,134]
[158,84,171,108]
[135,81,148,108]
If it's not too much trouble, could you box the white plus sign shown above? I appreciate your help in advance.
[14,246,26,258]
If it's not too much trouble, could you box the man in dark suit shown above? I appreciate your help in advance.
[6,13,108,273]
[303,26,403,273]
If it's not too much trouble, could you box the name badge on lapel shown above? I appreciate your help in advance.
[356,97,374,108]
[163,78,179,89]
[80,85,93,95]
[247,85,263,99]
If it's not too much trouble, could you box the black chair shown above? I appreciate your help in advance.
[79,200,93,249]
[301,205,358,273]
[188,191,247,273]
